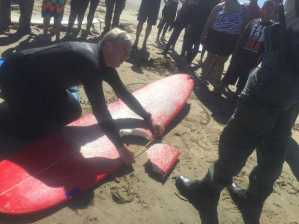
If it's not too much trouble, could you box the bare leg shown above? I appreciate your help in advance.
[104,0,114,32]
[112,0,125,28]
[133,21,144,48]
[43,16,50,35]
[201,52,217,80]
[54,16,63,41]
[86,0,100,33]
[77,0,89,32]
[67,0,78,35]
[211,55,228,87]
[199,46,206,65]
[161,23,169,42]
[142,23,152,49]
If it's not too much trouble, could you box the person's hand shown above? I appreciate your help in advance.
[149,122,164,139]
[144,113,164,139]
[118,145,135,166]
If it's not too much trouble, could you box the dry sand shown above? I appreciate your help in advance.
[0,1,298,224]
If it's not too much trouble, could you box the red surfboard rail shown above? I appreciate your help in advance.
[0,74,194,215]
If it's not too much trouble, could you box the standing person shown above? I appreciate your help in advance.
[67,0,88,35]
[215,0,275,96]
[200,0,245,87]
[85,0,101,35]
[175,2,299,224]
[156,0,179,44]
[67,0,100,36]
[103,0,126,34]
[181,0,219,65]
[0,28,162,164]
[67,0,87,35]
[18,0,35,35]
[162,0,197,55]
[42,0,66,41]
[0,0,34,35]
[0,0,11,33]
[133,0,162,50]
[244,0,261,23]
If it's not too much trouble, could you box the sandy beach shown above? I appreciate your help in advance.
[0,1,298,224]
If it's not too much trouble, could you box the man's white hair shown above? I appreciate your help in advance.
[101,28,133,48]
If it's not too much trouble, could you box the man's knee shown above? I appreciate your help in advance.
[64,96,82,123]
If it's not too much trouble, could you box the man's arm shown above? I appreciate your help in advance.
[83,81,124,148]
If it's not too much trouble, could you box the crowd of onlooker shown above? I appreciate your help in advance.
[0,0,286,98]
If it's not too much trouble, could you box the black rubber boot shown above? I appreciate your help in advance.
[175,176,220,224]
[228,183,264,224]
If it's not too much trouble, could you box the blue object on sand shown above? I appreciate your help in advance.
[68,86,80,102]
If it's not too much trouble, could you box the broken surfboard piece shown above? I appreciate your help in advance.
[146,144,181,181]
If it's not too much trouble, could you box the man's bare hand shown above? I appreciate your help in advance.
[149,123,164,139]
[118,146,135,166]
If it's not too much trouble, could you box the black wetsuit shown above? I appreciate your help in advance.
[0,42,150,143]
[205,22,299,205]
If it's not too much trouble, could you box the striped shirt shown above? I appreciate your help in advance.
[213,4,245,35]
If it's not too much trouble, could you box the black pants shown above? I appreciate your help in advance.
[208,98,299,202]
[0,0,11,30]
[19,0,34,31]
[181,25,202,64]
[68,0,89,31]
[157,15,173,41]
[104,0,126,31]
[68,0,100,32]
[86,0,100,31]
[0,0,33,31]
[164,26,184,53]
[221,49,259,94]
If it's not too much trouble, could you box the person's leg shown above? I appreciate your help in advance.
[86,0,100,33]
[55,89,82,126]
[214,54,240,94]
[163,26,183,54]
[250,105,299,198]
[186,40,200,65]
[199,46,206,65]
[141,0,159,50]
[176,99,276,224]
[236,70,251,96]
[104,0,115,32]
[210,55,228,87]
[112,0,125,28]
[18,0,34,34]
[285,137,299,181]
[181,27,191,56]
[43,16,50,35]
[54,15,63,41]
[200,51,217,80]
[77,0,89,32]
[142,22,152,50]
[133,21,144,48]
[0,0,11,31]
[20,88,82,138]
[161,22,170,42]
[156,17,166,43]
[67,0,79,34]
[230,104,299,224]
